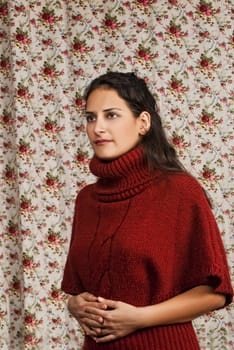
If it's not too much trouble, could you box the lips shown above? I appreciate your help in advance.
[94,139,112,145]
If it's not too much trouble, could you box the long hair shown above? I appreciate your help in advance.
[84,71,186,173]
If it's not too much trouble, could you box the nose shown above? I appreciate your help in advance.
[93,116,106,135]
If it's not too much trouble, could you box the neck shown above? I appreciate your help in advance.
[89,146,160,202]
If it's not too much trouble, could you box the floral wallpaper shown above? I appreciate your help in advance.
[0,0,233,349]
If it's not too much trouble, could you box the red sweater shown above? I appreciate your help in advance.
[62,146,233,350]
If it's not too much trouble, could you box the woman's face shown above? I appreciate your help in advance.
[85,87,147,161]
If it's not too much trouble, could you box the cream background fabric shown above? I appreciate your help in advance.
[0,1,233,349]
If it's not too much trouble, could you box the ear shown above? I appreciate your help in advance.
[138,111,151,135]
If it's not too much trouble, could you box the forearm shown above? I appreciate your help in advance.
[137,285,225,329]
[73,285,225,343]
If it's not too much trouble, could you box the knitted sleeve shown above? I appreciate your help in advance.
[173,175,233,306]
[61,194,85,295]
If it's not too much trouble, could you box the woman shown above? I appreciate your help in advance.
[61,72,233,349]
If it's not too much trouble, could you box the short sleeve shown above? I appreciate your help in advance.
[174,176,233,306]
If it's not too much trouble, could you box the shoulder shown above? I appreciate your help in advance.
[78,183,95,196]
[166,172,202,190]
[162,171,208,205]
[75,183,96,204]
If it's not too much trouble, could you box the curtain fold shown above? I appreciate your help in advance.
[0,1,233,349]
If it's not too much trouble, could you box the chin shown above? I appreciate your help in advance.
[94,145,139,161]
[95,151,122,161]
[97,155,119,162]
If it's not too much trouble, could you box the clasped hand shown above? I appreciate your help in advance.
[67,292,140,343]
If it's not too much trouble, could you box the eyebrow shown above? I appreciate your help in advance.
[103,108,123,112]
[84,107,123,116]
[85,107,123,114]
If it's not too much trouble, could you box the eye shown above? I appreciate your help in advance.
[85,113,96,123]
[106,111,118,119]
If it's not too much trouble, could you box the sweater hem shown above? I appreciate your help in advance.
[83,322,200,350]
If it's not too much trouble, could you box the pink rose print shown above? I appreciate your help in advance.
[72,37,88,53]
[7,220,19,237]
[15,28,30,45]
[200,109,217,126]
[168,0,178,5]
[45,173,62,190]
[1,109,13,125]
[42,38,53,46]
[171,133,185,149]
[136,0,152,6]
[103,14,118,30]
[22,254,34,269]
[197,1,213,16]
[42,61,64,80]
[137,44,156,61]
[168,21,183,38]
[10,276,21,292]
[0,2,8,17]
[42,62,57,78]
[137,21,148,29]
[202,165,216,181]
[40,6,56,25]
[74,92,85,109]
[25,312,37,327]
[45,177,58,189]
[15,5,26,12]
[3,165,16,182]
[74,149,89,165]
[24,333,41,346]
[16,83,33,100]
[199,54,214,70]
[43,117,62,134]
[169,75,187,93]
[72,14,83,21]
[50,285,65,301]
[47,228,66,246]
[0,55,10,71]
[20,196,33,213]
[18,139,31,155]
[171,108,181,115]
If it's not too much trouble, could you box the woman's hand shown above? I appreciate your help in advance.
[83,285,225,343]
[67,285,225,343]
[87,297,141,343]
[67,292,107,337]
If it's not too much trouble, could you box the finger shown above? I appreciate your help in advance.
[81,307,105,323]
[78,305,105,320]
[87,327,102,337]
[80,320,103,336]
[81,317,103,329]
[94,333,115,343]
[82,324,100,337]
[85,302,107,310]
[84,306,106,319]
[82,292,98,302]
[81,324,90,335]
[97,297,118,309]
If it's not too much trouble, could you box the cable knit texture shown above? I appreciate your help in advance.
[62,146,233,350]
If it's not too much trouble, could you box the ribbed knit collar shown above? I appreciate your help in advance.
[89,146,159,202]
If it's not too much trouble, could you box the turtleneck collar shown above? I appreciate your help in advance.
[89,146,160,202]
